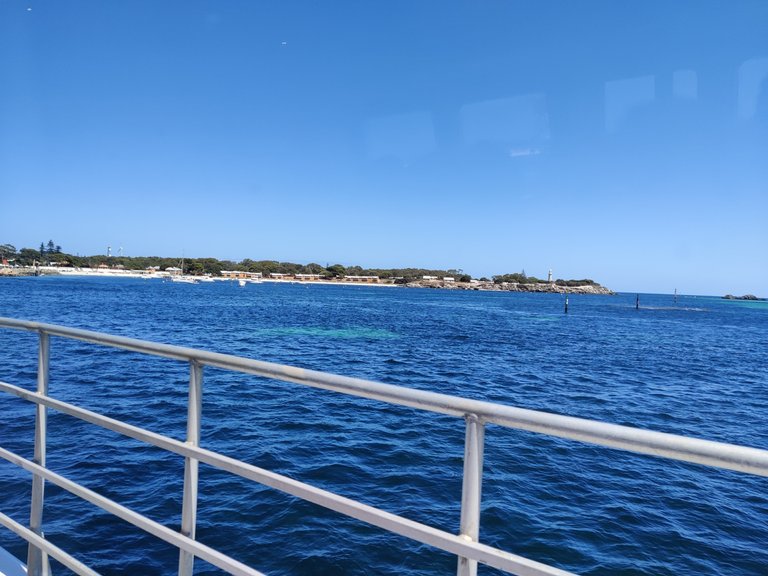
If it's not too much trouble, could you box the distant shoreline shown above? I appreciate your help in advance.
[0,266,614,294]
[0,247,615,294]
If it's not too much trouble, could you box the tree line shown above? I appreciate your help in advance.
[492,272,597,287]
[0,242,470,281]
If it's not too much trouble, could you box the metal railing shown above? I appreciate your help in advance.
[0,317,767,576]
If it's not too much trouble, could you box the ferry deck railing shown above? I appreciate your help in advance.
[0,317,767,576]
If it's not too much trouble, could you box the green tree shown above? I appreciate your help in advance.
[20,248,41,266]
[0,244,16,260]
[325,264,346,277]
[196,258,223,276]
[303,262,325,274]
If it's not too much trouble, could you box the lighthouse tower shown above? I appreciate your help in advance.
[547,269,553,283]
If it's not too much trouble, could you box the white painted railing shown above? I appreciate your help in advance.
[0,317,767,576]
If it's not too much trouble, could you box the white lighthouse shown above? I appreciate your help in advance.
[547,269,553,283]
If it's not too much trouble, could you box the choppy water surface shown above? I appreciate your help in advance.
[0,277,766,575]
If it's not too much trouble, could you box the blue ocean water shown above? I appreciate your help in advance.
[0,276,766,575]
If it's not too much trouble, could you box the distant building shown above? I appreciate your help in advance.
[422,275,438,280]
[344,275,379,283]
[221,270,263,280]
[270,273,292,280]
[443,277,455,282]
[295,274,323,281]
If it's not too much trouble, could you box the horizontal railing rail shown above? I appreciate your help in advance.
[0,510,99,576]
[0,380,571,576]
[1,317,767,576]
[0,443,266,576]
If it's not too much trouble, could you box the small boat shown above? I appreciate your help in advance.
[171,255,198,284]
[238,279,246,287]
[172,276,198,284]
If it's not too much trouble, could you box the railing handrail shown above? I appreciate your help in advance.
[1,316,767,576]
[0,382,571,576]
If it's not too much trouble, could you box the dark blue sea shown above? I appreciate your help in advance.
[1,276,767,575]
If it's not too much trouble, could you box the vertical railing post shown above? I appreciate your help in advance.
[27,330,50,576]
[178,360,203,576]
[456,414,485,576]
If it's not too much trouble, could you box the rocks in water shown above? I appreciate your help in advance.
[406,279,614,295]
[723,294,765,301]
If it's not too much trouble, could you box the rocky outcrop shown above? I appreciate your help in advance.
[406,280,614,295]
[723,294,765,301]
[0,267,42,276]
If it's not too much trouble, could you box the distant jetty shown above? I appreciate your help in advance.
[0,267,38,277]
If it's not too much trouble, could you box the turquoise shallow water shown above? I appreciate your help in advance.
[0,277,767,575]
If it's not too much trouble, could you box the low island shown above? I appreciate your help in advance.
[0,241,613,294]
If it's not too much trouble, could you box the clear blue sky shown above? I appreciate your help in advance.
[1,0,766,295]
